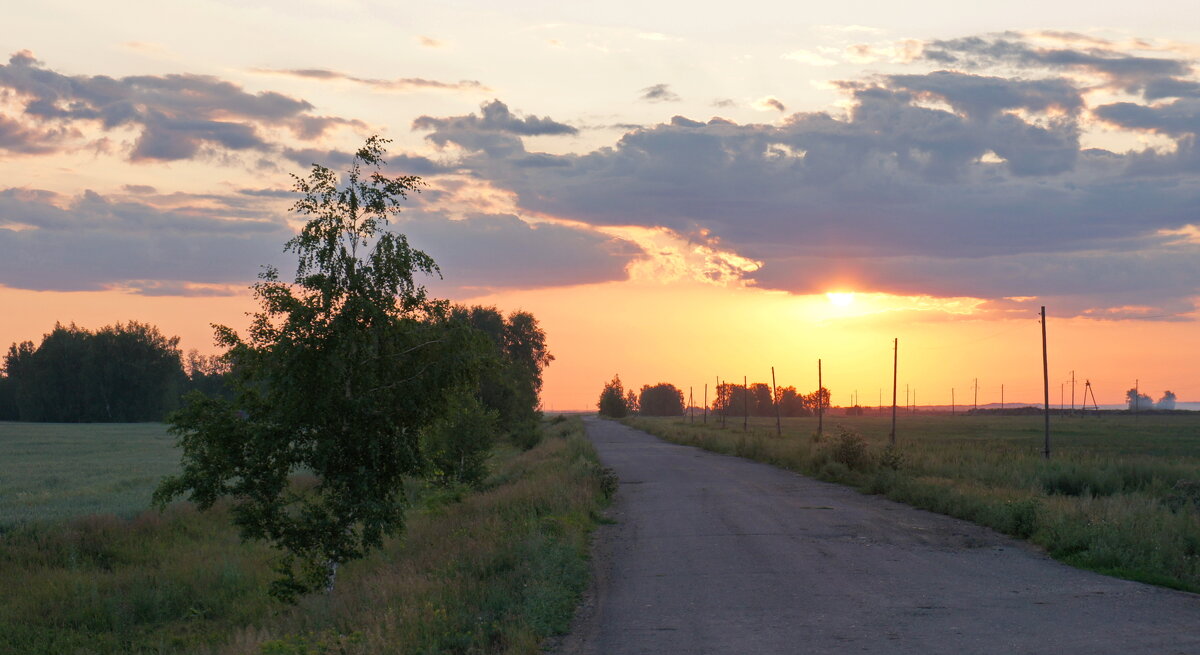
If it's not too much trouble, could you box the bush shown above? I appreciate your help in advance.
[831,426,869,471]
[422,392,499,488]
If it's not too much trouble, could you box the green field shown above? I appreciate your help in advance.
[0,422,180,524]
[627,412,1200,592]
[0,417,610,654]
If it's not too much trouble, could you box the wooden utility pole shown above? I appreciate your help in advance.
[771,366,781,436]
[1041,306,1051,459]
[703,383,708,424]
[952,388,955,416]
[743,375,748,432]
[974,378,978,412]
[1071,370,1076,413]
[906,384,910,414]
[889,338,898,446]
[817,359,824,438]
[689,387,694,423]
[718,376,725,428]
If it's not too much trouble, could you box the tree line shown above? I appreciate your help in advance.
[0,322,229,422]
[597,376,830,418]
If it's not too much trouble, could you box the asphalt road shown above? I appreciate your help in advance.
[555,417,1200,655]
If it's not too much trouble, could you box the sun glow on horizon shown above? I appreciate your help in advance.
[826,291,856,307]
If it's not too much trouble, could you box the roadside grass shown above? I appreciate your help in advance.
[0,422,180,523]
[626,413,1200,593]
[0,416,609,654]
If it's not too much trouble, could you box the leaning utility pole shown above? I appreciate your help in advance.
[771,366,781,436]
[817,359,824,438]
[890,338,898,446]
[1041,306,1051,459]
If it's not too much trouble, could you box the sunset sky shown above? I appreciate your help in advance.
[3,1,1199,410]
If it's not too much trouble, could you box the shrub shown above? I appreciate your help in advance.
[422,392,499,488]
[831,426,869,471]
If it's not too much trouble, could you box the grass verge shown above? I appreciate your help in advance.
[0,416,609,654]
[625,414,1200,594]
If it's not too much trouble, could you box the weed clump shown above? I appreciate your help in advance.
[831,426,870,471]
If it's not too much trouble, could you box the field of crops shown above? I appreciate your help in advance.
[0,422,180,524]
[628,411,1200,592]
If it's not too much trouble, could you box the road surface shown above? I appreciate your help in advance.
[556,417,1200,654]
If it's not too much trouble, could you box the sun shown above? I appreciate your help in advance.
[826,292,855,307]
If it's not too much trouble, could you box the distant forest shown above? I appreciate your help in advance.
[0,321,229,422]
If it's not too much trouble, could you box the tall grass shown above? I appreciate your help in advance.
[627,414,1200,592]
[0,416,609,654]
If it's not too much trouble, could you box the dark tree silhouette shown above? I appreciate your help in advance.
[598,374,630,418]
[638,383,685,416]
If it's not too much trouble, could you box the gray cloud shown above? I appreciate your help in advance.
[922,34,1191,89]
[0,51,347,161]
[397,212,641,293]
[0,187,640,297]
[254,67,487,92]
[410,57,1200,317]
[640,83,681,103]
[0,188,291,293]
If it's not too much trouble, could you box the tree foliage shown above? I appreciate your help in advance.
[449,305,553,447]
[598,375,630,418]
[638,383,684,416]
[421,390,498,487]
[155,137,488,601]
[2,322,184,422]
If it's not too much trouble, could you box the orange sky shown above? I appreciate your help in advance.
[6,280,1196,411]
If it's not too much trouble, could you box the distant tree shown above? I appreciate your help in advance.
[749,383,773,417]
[183,349,233,400]
[714,382,749,417]
[1126,388,1154,411]
[625,389,640,415]
[803,387,831,415]
[2,321,184,422]
[638,383,684,416]
[1157,391,1177,411]
[774,386,810,417]
[0,372,15,420]
[598,375,629,418]
[156,137,489,601]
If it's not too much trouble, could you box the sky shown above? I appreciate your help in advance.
[2,0,1199,410]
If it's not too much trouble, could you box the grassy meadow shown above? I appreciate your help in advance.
[0,422,181,523]
[627,411,1200,592]
[0,416,611,655]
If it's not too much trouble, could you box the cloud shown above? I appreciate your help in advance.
[639,83,681,103]
[922,34,1193,91]
[408,55,1200,318]
[753,97,787,113]
[252,67,487,92]
[418,36,445,48]
[0,188,292,293]
[0,51,349,161]
[0,113,75,154]
[397,212,641,292]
